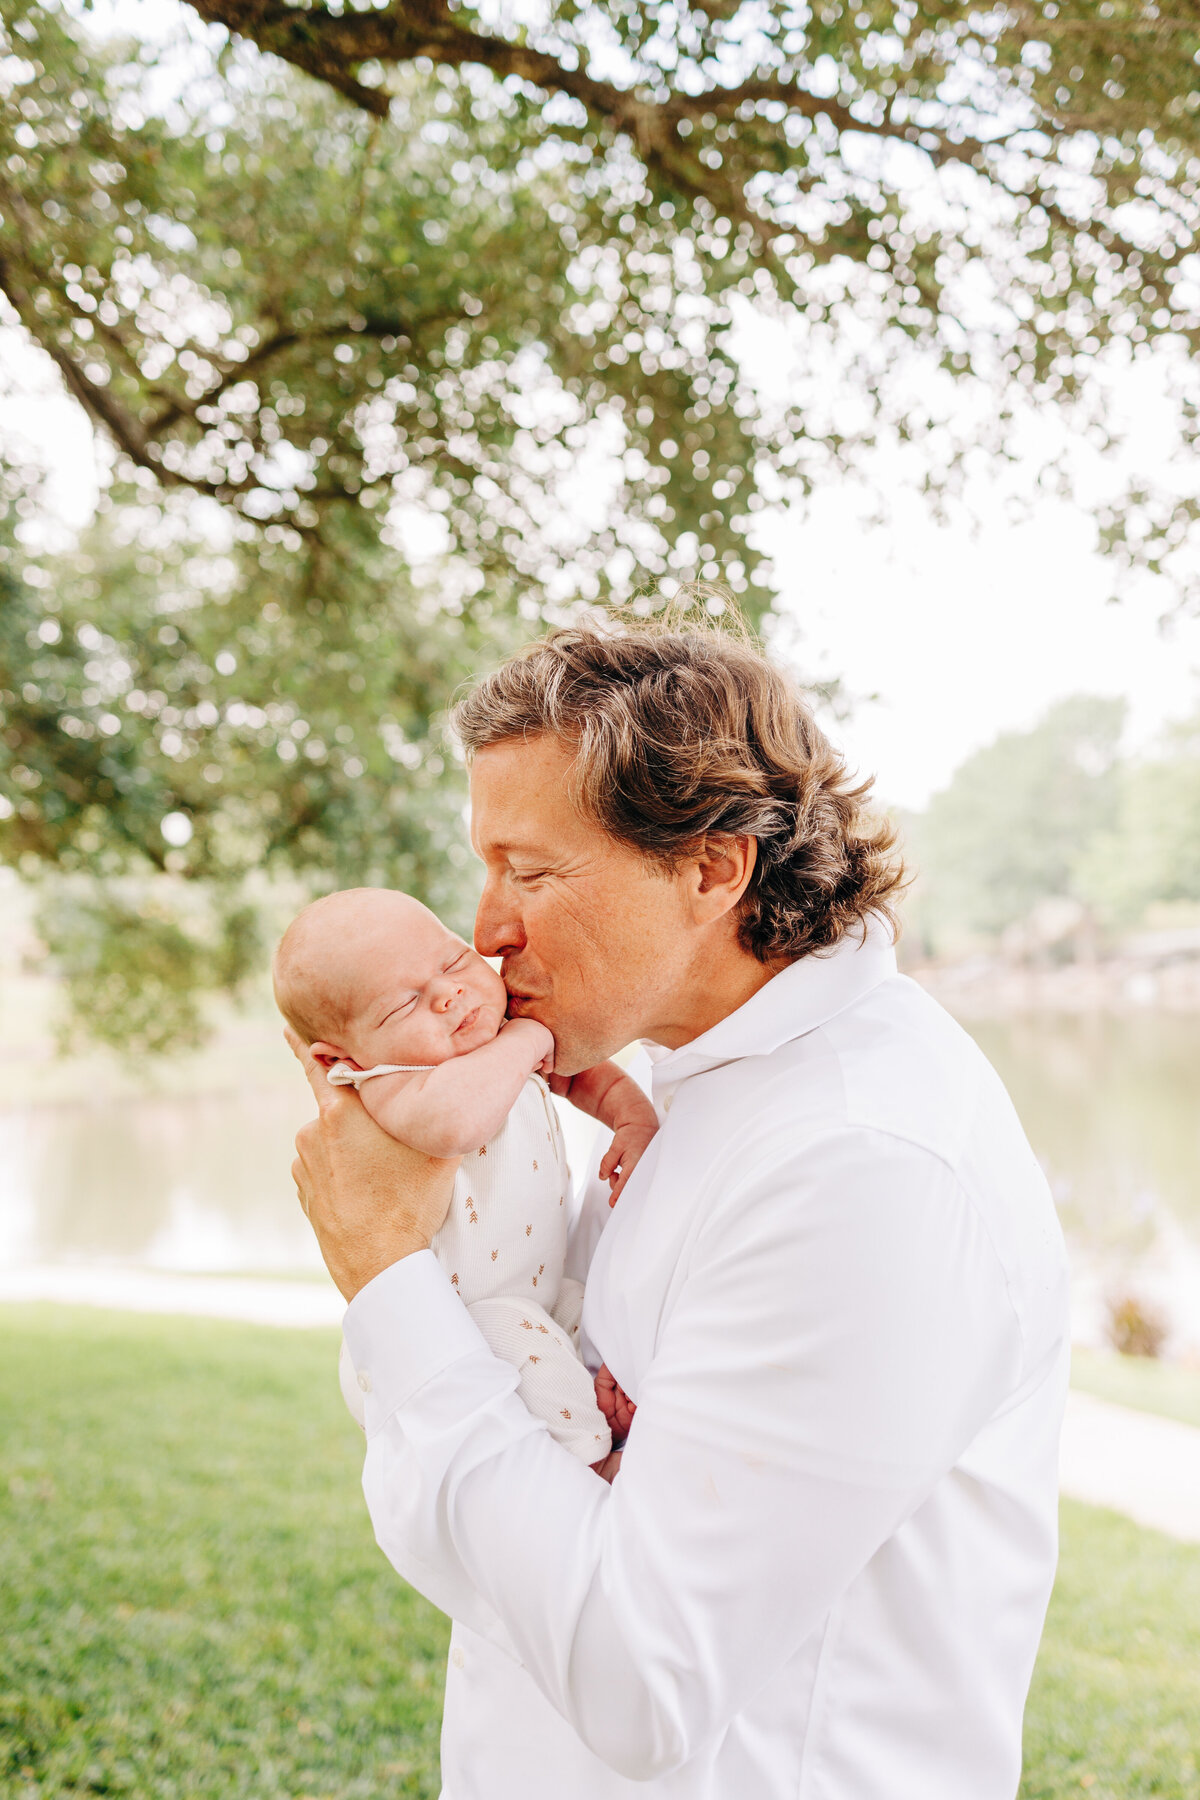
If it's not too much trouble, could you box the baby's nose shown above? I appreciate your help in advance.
[431,980,463,1013]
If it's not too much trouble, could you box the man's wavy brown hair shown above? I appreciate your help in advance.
[452,614,905,965]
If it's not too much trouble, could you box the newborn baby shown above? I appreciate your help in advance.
[273,887,653,1463]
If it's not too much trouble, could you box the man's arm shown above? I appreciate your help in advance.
[360,1017,554,1157]
[340,1129,1024,1780]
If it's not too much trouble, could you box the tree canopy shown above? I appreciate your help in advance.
[5,0,1200,1047]
[902,694,1125,955]
[903,695,1200,958]
[1074,713,1200,927]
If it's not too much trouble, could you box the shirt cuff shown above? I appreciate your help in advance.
[342,1249,490,1435]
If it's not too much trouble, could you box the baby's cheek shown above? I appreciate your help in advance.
[375,1021,438,1066]
[484,961,508,1001]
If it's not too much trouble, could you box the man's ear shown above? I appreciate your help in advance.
[687,835,758,923]
[309,1041,356,1070]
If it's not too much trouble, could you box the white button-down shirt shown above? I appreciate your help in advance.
[343,923,1069,1799]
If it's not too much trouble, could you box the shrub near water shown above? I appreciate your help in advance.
[1104,1291,1169,1360]
[0,1307,447,1798]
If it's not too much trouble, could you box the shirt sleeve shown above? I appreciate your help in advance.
[342,1128,1022,1782]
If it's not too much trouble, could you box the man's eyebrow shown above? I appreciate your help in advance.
[477,838,554,857]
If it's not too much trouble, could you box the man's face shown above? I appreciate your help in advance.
[470,734,697,1074]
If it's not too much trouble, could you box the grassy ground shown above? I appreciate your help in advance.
[1070,1345,1200,1432]
[1025,1501,1200,1798]
[5,1307,1200,1799]
[2,1306,447,1799]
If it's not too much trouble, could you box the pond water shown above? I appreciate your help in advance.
[0,1086,325,1274]
[2,1011,1197,1353]
[0,1080,603,1278]
[971,1012,1200,1356]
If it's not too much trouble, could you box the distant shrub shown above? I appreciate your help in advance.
[1105,1291,1169,1360]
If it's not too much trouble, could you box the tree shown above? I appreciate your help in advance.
[6,0,1200,1044]
[1074,713,1200,927]
[2,0,789,1051]
[1,0,780,600]
[9,0,1200,585]
[902,695,1126,955]
[0,461,506,1053]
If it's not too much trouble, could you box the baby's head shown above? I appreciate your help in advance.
[273,888,508,1072]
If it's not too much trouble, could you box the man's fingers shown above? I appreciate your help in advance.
[295,1118,321,1161]
[284,1023,338,1112]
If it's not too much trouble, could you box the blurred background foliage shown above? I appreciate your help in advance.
[6,0,1200,1048]
[903,695,1200,960]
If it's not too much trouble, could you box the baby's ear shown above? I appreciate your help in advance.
[309,1041,355,1070]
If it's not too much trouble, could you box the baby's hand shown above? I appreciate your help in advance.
[595,1364,637,1440]
[599,1118,657,1205]
[501,1015,555,1075]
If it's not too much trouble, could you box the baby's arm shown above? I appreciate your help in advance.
[359,1017,554,1156]
[552,1061,659,1203]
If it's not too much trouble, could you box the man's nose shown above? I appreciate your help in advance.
[474,876,524,959]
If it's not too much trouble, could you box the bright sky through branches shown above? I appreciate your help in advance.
[767,493,1200,810]
[7,313,1197,814]
[5,0,1200,813]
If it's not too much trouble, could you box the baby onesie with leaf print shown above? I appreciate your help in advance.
[339,1074,611,1462]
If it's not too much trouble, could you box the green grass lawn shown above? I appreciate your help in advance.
[1070,1345,1200,1432]
[1025,1501,1200,1798]
[4,1306,1200,1799]
[2,1306,447,1799]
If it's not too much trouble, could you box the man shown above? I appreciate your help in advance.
[290,621,1069,1799]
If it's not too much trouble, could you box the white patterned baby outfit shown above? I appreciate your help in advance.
[337,1074,611,1462]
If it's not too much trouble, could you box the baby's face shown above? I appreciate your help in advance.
[313,897,508,1071]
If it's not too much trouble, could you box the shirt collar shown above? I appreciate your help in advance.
[641,914,897,1092]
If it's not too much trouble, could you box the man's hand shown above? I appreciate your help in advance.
[287,1027,460,1301]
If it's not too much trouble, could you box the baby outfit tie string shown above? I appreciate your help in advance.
[326,1060,435,1088]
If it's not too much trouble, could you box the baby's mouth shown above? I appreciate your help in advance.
[453,1005,481,1036]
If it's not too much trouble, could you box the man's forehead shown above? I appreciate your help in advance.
[469,750,583,852]
[468,781,581,852]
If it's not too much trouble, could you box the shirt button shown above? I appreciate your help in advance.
[451,1647,466,1669]
[356,1370,372,1393]
[662,1095,673,1115]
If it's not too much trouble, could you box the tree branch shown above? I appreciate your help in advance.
[181,0,1063,257]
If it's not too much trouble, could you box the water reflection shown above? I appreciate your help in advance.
[0,1086,323,1271]
[2,1011,1198,1350]
[0,1081,602,1275]
[971,1012,1200,1353]
[972,1013,1200,1252]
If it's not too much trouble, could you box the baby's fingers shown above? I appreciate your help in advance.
[607,1165,632,1207]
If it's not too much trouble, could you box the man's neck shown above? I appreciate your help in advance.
[642,941,783,1051]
